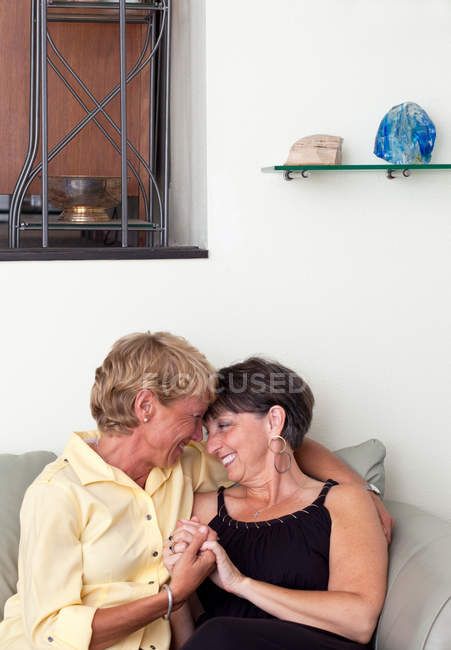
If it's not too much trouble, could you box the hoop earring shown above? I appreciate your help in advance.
[275,452,291,474]
[268,435,287,454]
[268,435,292,474]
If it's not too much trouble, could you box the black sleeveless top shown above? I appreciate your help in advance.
[197,479,338,622]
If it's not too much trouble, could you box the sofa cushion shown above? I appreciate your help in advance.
[376,500,451,650]
[0,451,56,620]
[334,438,386,497]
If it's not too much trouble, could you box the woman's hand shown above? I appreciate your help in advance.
[200,540,244,594]
[370,494,395,543]
[169,528,217,606]
[163,537,182,574]
[163,517,217,574]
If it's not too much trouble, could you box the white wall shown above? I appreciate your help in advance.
[0,0,450,521]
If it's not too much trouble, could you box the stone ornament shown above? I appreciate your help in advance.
[285,134,343,165]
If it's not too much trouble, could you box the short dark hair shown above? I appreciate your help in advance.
[206,357,314,449]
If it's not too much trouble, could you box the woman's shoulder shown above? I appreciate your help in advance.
[193,484,247,523]
[325,482,372,502]
[193,488,220,524]
[323,482,377,520]
[26,455,78,489]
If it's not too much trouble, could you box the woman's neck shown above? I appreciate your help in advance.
[244,461,311,507]
[90,430,154,488]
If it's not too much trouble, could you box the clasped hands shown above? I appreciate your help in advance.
[163,516,244,594]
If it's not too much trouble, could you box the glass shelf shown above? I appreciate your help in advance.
[263,164,451,171]
[19,217,160,231]
[262,164,451,180]
[47,1,163,23]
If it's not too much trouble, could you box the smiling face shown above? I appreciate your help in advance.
[205,410,274,484]
[143,395,209,468]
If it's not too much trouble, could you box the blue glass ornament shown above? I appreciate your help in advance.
[374,102,436,164]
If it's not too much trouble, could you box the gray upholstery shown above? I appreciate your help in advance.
[334,438,386,497]
[0,451,56,617]
[424,599,451,650]
[333,440,451,649]
[375,500,451,650]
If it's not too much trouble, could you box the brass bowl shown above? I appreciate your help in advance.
[47,176,128,223]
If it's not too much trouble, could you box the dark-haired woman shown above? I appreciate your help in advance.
[164,358,388,650]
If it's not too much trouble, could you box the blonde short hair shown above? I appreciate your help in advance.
[91,331,217,434]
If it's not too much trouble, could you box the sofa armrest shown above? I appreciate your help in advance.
[0,451,57,620]
[375,500,451,650]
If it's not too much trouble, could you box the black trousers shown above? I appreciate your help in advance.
[180,617,370,650]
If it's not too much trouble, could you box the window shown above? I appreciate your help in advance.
[0,0,207,261]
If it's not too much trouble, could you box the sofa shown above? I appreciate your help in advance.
[0,440,450,650]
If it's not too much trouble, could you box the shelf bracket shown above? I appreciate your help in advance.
[386,168,412,180]
[284,170,310,181]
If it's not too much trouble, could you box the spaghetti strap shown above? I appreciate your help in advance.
[314,479,339,505]
[217,485,227,516]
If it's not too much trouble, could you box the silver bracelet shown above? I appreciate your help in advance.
[160,583,173,620]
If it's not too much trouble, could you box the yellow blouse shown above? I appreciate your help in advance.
[0,431,230,650]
